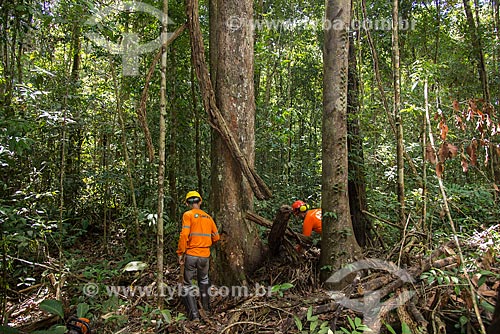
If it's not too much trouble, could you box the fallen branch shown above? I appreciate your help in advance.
[362,210,402,230]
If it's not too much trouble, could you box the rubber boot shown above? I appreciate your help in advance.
[182,294,200,320]
[199,283,211,313]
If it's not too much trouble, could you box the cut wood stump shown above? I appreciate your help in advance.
[268,205,293,256]
[246,209,312,255]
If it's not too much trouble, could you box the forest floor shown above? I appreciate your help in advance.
[5,224,500,334]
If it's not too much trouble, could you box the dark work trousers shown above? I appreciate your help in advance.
[182,254,210,319]
[183,254,210,286]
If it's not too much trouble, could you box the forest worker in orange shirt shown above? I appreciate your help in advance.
[292,200,322,252]
[177,191,220,321]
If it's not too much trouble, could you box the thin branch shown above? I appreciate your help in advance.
[424,80,487,334]
[138,23,187,162]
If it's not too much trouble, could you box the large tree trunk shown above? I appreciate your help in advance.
[320,0,362,285]
[347,32,371,248]
[210,0,264,285]
[463,0,490,101]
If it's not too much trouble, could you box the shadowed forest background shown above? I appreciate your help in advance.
[1,0,500,333]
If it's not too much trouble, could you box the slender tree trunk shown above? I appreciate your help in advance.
[191,67,203,192]
[210,0,264,285]
[347,29,371,248]
[360,0,420,185]
[168,48,178,221]
[1,4,13,116]
[157,0,169,309]
[463,0,490,101]
[110,67,140,242]
[493,0,499,106]
[320,0,362,285]
[392,0,406,225]
[421,90,428,232]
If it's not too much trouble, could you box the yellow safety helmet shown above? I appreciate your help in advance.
[185,190,202,202]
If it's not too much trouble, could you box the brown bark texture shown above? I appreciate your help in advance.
[320,0,362,285]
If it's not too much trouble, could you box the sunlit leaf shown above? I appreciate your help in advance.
[39,299,64,318]
[123,261,148,272]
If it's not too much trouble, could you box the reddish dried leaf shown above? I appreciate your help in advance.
[425,142,436,165]
[452,100,460,112]
[436,162,444,178]
[461,155,469,173]
[470,144,478,166]
[494,183,499,192]
[439,120,449,141]
[455,115,465,131]
[466,141,478,167]
[447,143,458,159]
[472,139,479,149]
[477,109,484,120]
[471,152,478,166]
[476,119,483,134]
[438,142,448,163]
[469,100,478,111]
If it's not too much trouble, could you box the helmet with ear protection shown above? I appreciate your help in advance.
[292,200,309,214]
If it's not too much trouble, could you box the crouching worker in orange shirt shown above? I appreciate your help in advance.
[177,191,220,321]
[292,200,322,252]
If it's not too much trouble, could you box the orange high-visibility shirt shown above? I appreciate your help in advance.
[302,209,322,237]
[177,208,220,258]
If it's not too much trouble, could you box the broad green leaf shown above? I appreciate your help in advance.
[294,315,303,331]
[39,299,64,318]
[347,316,355,330]
[306,306,313,321]
[161,309,172,324]
[310,320,318,332]
[384,322,397,334]
[402,322,411,334]
[481,300,495,313]
[77,303,89,318]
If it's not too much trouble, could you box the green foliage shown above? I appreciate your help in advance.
[39,299,64,319]
[271,282,294,297]
[77,303,90,318]
[335,316,370,334]
[0,325,20,333]
[294,306,333,334]
[385,321,421,334]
